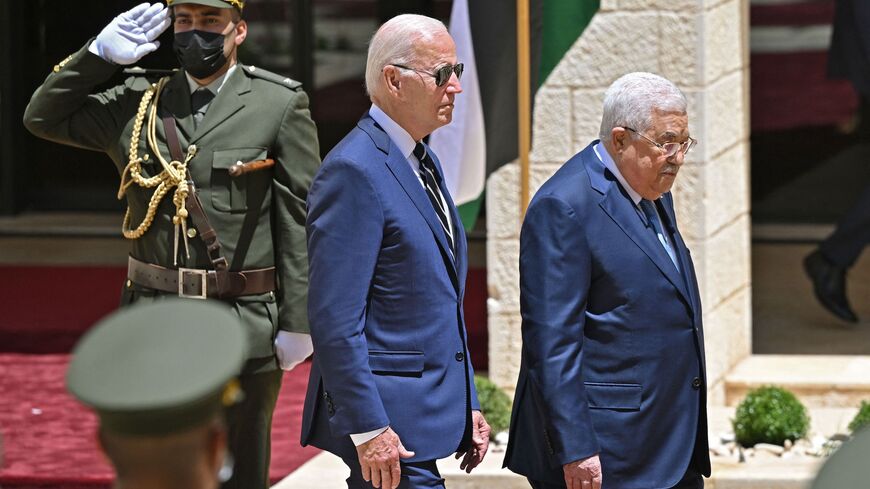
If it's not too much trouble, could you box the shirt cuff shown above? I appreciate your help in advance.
[350,426,389,446]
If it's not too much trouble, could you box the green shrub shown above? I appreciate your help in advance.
[848,400,870,434]
[732,385,810,447]
[474,375,512,438]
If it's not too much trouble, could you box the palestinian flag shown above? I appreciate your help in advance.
[430,0,599,229]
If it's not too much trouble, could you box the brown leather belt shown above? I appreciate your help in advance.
[127,256,276,299]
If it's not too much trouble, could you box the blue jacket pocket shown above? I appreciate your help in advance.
[584,382,642,411]
[368,350,424,376]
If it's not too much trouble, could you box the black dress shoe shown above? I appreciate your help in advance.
[803,250,858,323]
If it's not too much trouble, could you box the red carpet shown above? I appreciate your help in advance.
[0,355,317,488]
[0,264,488,487]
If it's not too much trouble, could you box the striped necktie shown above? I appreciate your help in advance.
[640,199,680,271]
[413,142,455,256]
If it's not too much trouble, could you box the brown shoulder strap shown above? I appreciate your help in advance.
[162,115,185,162]
[161,114,232,297]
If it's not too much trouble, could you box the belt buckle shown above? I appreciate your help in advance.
[178,267,207,299]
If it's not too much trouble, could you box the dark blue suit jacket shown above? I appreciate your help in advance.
[505,143,710,488]
[300,113,479,462]
[829,0,870,97]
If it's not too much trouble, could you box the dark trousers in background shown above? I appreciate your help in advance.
[223,367,283,489]
[342,458,445,489]
[819,181,870,269]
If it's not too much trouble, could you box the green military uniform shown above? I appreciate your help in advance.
[68,300,247,489]
[23,2,320,487]
[811,429,870,488]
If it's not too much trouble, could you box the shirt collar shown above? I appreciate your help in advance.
[185,64,238,95]
[368,103,417,161]
[594,141,643,205]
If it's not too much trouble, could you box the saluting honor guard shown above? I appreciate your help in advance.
[24,1,320,487]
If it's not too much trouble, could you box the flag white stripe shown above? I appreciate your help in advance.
[429,0,486,206]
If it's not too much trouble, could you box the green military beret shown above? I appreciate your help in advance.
[811,429,870,488]
[67,300,247,436]
[166,0,244,11]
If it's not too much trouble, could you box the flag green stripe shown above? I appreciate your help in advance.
[540,1,599,85]
[458,194,483,231]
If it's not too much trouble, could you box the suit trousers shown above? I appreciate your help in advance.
[820,177,870,268]
[342,458,445,489]
[223,366,283,489]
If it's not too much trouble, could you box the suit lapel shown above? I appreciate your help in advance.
[358,116,460,291]
[191,67,249,143]
[429,150,467,293]
[159,72,195,141]
[584,145,692,307]
[659,197,700,313]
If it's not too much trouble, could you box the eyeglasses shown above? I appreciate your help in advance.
[391,63,464,87]
[623,127,697,158]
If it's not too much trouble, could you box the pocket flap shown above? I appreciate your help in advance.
[212,147,268,170]
[368,350,424,374]
[584,382,642,410]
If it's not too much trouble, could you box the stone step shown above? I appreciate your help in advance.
[724,354,870,408]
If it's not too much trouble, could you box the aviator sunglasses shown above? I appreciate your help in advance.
[391,63,465,87]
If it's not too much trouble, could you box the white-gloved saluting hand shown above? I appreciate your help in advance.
[89,3,171,65]
[274,331,314,371]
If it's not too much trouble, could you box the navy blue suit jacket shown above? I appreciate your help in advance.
[505,143,710,488]
[829,0,870,97]
[300,114,479,462]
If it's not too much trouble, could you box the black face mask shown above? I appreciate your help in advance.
[174,30,229,79]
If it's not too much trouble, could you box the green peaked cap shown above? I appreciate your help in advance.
[67,300,247,436]
[166,0,244,11]
[811,429,870,488]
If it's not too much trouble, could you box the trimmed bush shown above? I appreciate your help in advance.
[848,400,870,434]
[474,375,512,439]
[732,385,810,447]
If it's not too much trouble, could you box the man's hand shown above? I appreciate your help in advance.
[454,410,491,473]
[92,3,170,65]
[274,331,313,371]
[563,454,602,489]
[355,427,414,489]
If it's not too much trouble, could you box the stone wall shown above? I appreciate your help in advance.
[486,0,751,405]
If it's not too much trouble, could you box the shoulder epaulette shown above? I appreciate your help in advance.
[241,65,303,90]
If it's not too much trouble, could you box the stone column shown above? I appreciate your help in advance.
[486,0,751,405]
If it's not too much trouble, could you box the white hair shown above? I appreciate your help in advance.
[365,14,447,98]
[598,72,687,141]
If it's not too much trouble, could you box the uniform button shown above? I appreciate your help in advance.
[455,351,465,362]
[692,377,702,390]
[186,227,197,238]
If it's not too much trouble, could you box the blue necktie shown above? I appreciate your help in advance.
[640,199,680,271]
